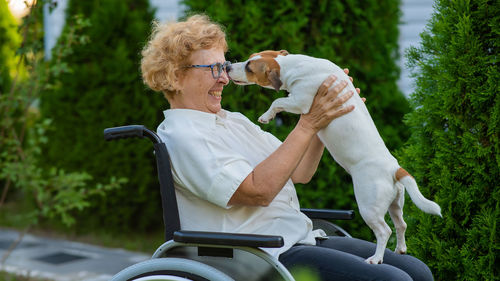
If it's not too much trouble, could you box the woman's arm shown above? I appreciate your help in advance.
[291,134,324,184]
[228,75,354,206]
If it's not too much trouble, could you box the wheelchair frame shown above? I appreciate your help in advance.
[104,125,355,281]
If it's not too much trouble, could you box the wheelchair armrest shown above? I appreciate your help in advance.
[301,208,355,220]
[173,230,284,248]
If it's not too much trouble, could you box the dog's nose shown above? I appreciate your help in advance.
[225,63,234,81]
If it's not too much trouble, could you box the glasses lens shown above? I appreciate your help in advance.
[211,62,230,79]
[215,63,223,78]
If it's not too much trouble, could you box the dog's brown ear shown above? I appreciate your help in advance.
[268,69,282,91]
[279,50,289,56]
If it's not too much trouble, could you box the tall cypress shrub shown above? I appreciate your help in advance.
[40,0,165,231]
[0,1,20,94]
[182,0,408,239]
[0,0,19,201]
[399,0,499,279]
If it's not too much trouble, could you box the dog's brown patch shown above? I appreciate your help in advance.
[250,50,289,59]
[244,50,288,91]
[245,57,282,91]
[395,167,413,181]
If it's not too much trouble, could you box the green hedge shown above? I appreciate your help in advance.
[0,0,20,94]
[182,0,409,240]
[40,0,165,232]
[398,0,499,279]
[39,0,410,239]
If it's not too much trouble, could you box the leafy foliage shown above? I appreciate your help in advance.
[39,0,165,232]
[182,0,409,240]
[0,1,123,230]
[398,0,499,279]
[0,0,21,93]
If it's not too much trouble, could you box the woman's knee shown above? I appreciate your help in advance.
[279,245,414,281]
[388,254,434,281]
[319,236,433,281]
[373,265,413,281]
[284,261,413,281]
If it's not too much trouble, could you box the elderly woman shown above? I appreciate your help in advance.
[140,14,433,281]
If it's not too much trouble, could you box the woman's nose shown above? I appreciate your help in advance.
[218,70,230,85]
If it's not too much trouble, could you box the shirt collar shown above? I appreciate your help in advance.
[163,108,228,127]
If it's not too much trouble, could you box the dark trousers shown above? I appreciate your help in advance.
[279,236,433,281]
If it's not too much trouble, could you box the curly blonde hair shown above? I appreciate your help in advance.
[140,14,228,100]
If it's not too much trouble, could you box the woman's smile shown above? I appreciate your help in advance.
[170,48,229,113]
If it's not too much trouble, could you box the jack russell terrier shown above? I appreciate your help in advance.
[227,50,441,264]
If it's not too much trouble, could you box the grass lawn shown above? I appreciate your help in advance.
[0,271,53,281]
[0,197,164,254]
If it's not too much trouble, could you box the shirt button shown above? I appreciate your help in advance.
[215,117,225,127]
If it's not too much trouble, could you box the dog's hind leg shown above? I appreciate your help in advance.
[389,182,407,254]
[361,210,392,264]
[353,171,395,264]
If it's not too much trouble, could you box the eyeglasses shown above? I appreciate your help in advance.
[185,61,232,79]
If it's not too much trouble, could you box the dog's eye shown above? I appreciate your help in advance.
[245,62,253,73]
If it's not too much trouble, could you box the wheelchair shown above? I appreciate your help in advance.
[104,125,355,281]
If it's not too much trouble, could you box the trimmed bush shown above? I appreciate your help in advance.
[40,0,165,231]
[0,0,21,93]
[399,0,499,279]
[182,0,409,239]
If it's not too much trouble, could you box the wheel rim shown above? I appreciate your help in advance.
[133,276,192,281]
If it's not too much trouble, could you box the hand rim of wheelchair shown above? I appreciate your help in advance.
[110,257,234,281]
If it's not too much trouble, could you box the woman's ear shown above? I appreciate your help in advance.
[268,69,282,91]
[172,70,183,90]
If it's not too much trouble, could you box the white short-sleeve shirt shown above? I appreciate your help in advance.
[156,108,325,257]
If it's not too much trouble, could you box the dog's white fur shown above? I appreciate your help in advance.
[228,52,441,264]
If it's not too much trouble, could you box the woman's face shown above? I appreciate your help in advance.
[172,47,229,114]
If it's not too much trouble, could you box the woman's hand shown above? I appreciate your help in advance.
[297,75,355,135]
[344,68,365,102]
[229,71,362,207]
[291,74,356,183]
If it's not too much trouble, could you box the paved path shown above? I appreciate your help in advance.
[0,228,150,281]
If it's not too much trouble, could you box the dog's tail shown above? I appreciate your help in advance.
[395,167,442,217]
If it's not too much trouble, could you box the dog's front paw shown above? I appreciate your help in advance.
[258,117,270,124]
[258,112,274,124]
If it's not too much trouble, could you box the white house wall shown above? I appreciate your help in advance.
[398,0,434,97]
[150,0,184,23]
[43,0,68,60]
[43,0,433,97]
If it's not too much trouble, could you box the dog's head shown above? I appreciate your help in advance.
[228,50,289,91]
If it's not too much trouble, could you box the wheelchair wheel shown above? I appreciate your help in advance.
[311,218,352,237]
[111,257,235,281]
[133,277,191,281]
